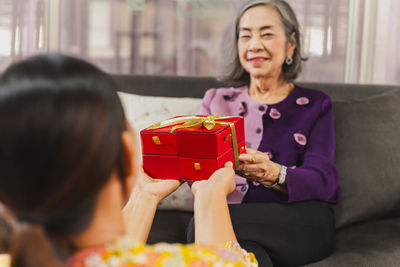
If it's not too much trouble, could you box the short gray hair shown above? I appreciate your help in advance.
[218,0,306,85]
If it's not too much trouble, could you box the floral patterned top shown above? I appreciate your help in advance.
[0,254,10,267]
[67,236,258,267]
[200,85,342,204]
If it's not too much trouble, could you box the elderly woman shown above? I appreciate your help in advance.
[0,54,257,267]
[187,0,342,266]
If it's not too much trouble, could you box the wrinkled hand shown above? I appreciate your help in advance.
[133,168,181,203]
[191,161,236,197]
[237,148,280,186]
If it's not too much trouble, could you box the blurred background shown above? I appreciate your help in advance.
[0,0,398,84]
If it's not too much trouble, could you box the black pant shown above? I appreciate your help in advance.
[186,201,335,267]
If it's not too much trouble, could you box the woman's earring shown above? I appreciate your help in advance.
[285,56,293,65]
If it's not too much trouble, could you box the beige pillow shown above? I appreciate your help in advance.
[118,92,201,211]
[118,92,202,132]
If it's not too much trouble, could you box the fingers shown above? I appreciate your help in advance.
[161,179,181,189]
[244,148,258,154]
[239,153,254,163]
[191,180,207,195]
[167,180,182,195]
[155,179,181,199]
[224,161,233,168]
[138,180,178,203]
[212,164,235,179]
[192,162,237,196]
[240,163,265,173]
[203,162,236,194]
[239,153,266,164]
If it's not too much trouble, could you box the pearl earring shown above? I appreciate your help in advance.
[285,56,293,65]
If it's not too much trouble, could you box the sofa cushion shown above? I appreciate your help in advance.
[304,217,400,266]
[332,89,400,228]
[118,92,202,134]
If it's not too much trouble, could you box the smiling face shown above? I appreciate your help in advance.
[237,5,295,81]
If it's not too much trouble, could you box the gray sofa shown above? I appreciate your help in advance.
[113,74,400,266]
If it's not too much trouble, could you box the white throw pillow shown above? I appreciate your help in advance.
[118,92,202,211]
[118,92,202,133]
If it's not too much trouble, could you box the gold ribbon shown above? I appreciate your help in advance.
[146,116,240,168]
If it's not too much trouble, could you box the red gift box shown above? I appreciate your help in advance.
[141,116,246,181]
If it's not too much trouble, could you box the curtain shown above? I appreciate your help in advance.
[0,0,46,70]
[0,0,398,85]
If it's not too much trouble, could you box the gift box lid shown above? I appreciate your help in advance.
[141,116,245,159]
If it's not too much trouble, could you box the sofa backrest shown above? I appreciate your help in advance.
[113,74,400,229]
[113,74,398,101]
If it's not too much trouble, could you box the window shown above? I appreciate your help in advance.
[288,0,350,82]
[0,0,46,71]
[0,0,399,85]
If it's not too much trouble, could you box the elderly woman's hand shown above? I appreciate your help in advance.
[237,148,281,187]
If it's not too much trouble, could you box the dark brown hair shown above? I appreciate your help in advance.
[0,54,127,266]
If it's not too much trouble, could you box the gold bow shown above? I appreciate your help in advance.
[146,116,240,168]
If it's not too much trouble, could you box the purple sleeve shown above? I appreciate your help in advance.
[199,88,216,115]
[286,96,342,203]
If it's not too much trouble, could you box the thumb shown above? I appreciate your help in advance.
[224,161,233,168]
[159,179,181,191]
[191,180,207,195]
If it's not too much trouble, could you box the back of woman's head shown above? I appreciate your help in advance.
[0,54,127,266]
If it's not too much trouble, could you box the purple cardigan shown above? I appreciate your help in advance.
[200,85,342,204]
